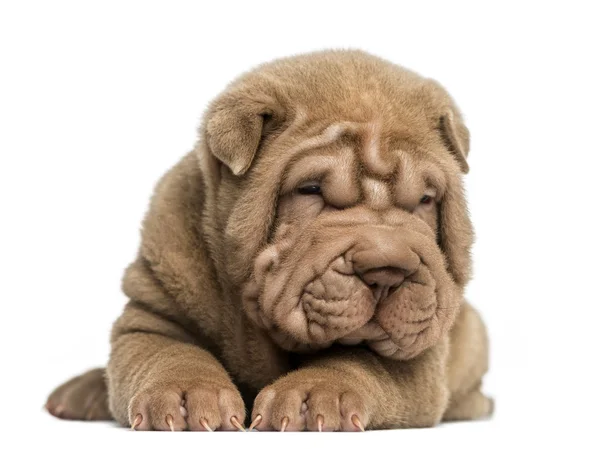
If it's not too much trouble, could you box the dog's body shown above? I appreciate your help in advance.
[46,50,491,431]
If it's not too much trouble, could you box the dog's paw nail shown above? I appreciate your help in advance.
[200,418,213,432]
[317,414,324,432]
[249,414,262,430]
[351,415,365,431]
[166,414,175,431]
[230,416,245,431]
[280,416,289,432]
[131,414,143,431]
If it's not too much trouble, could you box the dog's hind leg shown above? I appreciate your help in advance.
[442,302,493,422]
[46,368,112,421]
[442,381,494,421]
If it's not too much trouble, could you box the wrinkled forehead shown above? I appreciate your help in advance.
[279,117,447,208]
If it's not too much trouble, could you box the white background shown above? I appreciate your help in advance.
[1,1,599,448]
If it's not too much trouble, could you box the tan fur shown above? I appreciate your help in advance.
[46,50,491,431]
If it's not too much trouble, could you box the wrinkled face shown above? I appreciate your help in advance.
[240,119,463,360]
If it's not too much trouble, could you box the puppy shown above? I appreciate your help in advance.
[46,50,492,431]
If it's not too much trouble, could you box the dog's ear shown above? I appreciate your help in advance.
[439,108,470,174]
[430,101,473,287]
[438,175,473,287]
[424,91,473,286]
[204,90,284,176]
[439,106,473,286]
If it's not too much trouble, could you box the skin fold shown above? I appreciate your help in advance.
[46,50,492,431]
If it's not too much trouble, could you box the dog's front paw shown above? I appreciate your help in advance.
[250,373,372,431]
[129,382,245,431]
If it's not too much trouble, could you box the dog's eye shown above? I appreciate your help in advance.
[297,185,321,195]
[420,195,433,205]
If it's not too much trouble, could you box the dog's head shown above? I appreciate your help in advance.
[198,50,472,360]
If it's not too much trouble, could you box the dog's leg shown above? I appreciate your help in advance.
[250,340,451,431]
[106,301,246,431]
[443,383,494,421]
[250,302,491,431]
[45,368,112,421]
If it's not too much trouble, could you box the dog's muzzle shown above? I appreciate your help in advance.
[242,208,461,360]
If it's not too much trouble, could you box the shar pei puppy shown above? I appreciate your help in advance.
[46,50,492,431]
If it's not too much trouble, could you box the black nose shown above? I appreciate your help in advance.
[358,267,405,301]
